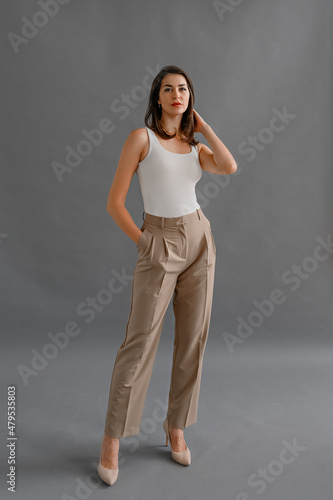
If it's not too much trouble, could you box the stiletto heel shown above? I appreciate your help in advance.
[97,442,119,485]
[163,418,191,466]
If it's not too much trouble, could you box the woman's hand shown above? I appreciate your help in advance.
[193,109,208,134]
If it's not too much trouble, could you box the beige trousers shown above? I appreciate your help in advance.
[104,208,216,438]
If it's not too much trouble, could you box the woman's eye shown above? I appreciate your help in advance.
[164,88,187,92]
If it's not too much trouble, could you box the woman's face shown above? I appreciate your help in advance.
[158,74,190,114]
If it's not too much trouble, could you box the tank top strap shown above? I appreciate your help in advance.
[145,126,159,148]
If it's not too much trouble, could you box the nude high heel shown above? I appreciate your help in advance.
[163,418,191,466]
[97,443,119,485]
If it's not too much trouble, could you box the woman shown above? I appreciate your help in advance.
[98,65,237,485]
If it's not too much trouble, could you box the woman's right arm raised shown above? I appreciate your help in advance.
[106,128,147,245]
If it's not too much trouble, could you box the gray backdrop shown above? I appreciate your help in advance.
[1,1,332,499]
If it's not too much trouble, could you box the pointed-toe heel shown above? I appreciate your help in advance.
[97,445,119,485]
[163,418,191,466]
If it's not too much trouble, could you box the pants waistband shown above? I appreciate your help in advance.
[143,208,203,227]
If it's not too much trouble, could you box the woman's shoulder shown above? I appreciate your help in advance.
[123,128,150,161]
[126,127,149,146]
[131,126,149,136]
[128,127,150,142]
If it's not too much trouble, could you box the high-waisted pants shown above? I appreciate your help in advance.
[104,208,216,438]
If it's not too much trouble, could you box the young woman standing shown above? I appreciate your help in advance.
[98,65,237,485]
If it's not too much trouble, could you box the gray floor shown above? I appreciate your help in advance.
[1,329,333,500]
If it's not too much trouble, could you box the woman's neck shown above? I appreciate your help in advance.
[159,116,182,137]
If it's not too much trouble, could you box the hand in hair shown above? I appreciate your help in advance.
[193,109,207,134]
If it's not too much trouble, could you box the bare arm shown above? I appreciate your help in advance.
[106,128,147,245]
[193,109,237,175]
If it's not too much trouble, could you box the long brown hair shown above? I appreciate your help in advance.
[144,65,199,146]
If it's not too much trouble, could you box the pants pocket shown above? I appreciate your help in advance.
[137,225,147,251]
[208,226,216,254]
[137,226,154,261]
[202,223,216,265]
[203,216,216,254]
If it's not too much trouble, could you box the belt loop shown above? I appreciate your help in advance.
[161,216,165,228]
[196,209,201,220]
[142,210,145,221]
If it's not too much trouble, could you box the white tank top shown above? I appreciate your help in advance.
[136,126,202,217]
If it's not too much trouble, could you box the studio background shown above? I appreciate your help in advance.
[1,1,332,499]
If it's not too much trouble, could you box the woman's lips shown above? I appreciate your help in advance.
[171,103,182,107]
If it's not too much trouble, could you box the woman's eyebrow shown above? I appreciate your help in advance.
[162,84,187,88]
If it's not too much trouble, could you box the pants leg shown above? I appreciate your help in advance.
[103,209,216,438]
[167,214,216,429]
[104,222,179,438]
